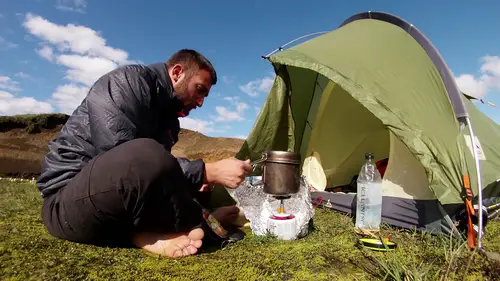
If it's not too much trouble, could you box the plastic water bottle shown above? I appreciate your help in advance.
[355,152,383,230]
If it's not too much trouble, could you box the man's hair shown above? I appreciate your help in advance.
[166,49,217,85]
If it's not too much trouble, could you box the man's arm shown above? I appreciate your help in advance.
[176,157,206,189]
[162,118,208,195]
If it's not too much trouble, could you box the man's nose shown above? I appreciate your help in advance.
[196,97,204,107]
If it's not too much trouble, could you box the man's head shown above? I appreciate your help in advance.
[166,49,217,116]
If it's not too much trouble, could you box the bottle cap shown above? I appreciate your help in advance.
[365,153,374,160]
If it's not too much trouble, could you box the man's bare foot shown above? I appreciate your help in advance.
[211,205,240,226]
[132,228,204,258]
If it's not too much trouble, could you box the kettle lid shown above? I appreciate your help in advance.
[263,150,301,164]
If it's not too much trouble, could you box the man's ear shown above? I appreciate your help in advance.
[170,64,184,82]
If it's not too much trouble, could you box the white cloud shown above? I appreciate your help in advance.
[222,75,234,84]
[0,76,53,115]
[0,36,17,50]
[455,74,488,98]
[455,56,500,99]
[23,13,130,64]
[0,76,21,92]
[179,117,219,134]
[0,90,54,116]
[56,54,118,86]
[15,72,31,79]
[22,13,137,114]
[213,104,248,122]
[36,45,55,61]
[239,75,274,97]
[231,135,247,140]
[212,96,249,122]
[51,84,89,114]
[55,0,87,13]
[223,96,240,102]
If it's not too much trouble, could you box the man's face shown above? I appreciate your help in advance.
[170,64,212,116]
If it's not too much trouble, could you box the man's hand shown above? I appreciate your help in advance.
[199,184,213,192]
[204,158,252,188]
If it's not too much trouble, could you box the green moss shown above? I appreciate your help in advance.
[1,179,499,280]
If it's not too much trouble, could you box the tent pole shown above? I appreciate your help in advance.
[465,116,484,250]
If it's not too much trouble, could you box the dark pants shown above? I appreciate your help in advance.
[41,138,205,247]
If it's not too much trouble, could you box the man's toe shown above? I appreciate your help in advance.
[190,239,203,248]
[187,244,199,255]
[188,228,204,241]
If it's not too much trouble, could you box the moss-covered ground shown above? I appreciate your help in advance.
[1,178,499,281]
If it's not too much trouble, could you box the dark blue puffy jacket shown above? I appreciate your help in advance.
[36,62,205,198]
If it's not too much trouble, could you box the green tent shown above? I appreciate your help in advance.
[232,11,500,249]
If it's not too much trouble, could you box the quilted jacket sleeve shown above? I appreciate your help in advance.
[176,157,210,205]
[164,119,208,199]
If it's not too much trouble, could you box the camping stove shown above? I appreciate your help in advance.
[249,150,303,239]
[267,195,297,240]
[275,195,291,212]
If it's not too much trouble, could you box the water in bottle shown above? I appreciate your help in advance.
[355,152,383,230]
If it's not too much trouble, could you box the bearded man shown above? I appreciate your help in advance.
[37,49,252,258]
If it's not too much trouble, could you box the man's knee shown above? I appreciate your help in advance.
[123,138,167,157]
[86,138,179,196]
[118,138,178,176]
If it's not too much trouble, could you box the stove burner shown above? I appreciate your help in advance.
[271,195,292,200]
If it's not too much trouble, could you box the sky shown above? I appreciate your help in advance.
[0,0,499,139]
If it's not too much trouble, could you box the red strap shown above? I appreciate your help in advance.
[312,196,324,208]
[465,199,476,249]
[463,175,476,249]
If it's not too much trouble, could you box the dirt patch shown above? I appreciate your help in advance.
[0,128,61,178]
[0,114,244,178]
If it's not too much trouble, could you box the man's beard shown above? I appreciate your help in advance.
[173,79,191,115]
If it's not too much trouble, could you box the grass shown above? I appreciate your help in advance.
[0,113,69,134]
[1,178,499,281]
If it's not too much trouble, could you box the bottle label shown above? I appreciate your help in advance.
[355,182,382,230]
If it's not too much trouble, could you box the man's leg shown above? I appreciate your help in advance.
[41,138,204,257]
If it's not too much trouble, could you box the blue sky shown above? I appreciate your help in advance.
[0,0,499,139]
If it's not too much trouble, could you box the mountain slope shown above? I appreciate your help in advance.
[0,114,244,178]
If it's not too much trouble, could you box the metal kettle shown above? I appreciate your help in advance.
[251,150,302,198]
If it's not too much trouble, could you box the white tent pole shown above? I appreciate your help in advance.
[465,116,484,250]
[262,31,330,59]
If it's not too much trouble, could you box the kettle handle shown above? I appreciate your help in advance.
[250,152,268,172]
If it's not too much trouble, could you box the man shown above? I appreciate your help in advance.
[37,49,253,258]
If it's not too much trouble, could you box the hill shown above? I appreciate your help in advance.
[0,114,245,179]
